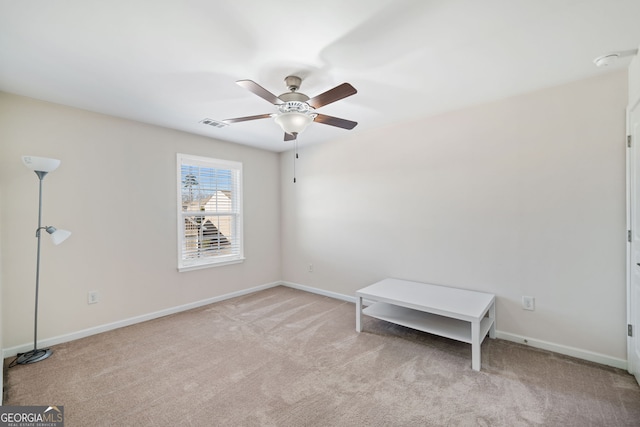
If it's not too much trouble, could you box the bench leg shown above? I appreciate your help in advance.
[471,320,481,371]
[489,301,496,339]
[356,295,362,332]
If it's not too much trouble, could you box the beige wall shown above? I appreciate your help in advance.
[0,93,281,350]
[281,70,628,361]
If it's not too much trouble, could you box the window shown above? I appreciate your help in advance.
[177,154,243,271]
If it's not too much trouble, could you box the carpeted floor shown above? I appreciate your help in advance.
[4,286,640,426]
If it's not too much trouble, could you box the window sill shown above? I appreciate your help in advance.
[178,257,245,272]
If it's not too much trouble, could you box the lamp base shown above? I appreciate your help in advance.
[15,348,52,365]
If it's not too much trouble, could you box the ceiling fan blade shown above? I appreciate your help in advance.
[314,114,358,130]
[307,83,357,109]
[236,80,283,105]
[223,114,272,124]
[284,132,297,141]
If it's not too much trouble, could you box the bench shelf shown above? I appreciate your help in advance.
[363,302,494,344]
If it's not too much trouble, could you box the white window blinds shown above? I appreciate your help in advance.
[177,154,243,271]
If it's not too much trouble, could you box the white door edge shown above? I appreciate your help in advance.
[627,94,640,385]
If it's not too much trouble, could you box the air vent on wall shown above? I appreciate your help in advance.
[199,118,228,128]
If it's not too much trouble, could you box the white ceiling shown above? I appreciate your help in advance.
[1,0,639,152]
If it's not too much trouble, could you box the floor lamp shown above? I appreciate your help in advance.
[15,155,71,365]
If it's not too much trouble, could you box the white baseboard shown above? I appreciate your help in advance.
[280,281,355,303]
[3,280,629,372]
[496,331,627,370]
[3,281,281,359]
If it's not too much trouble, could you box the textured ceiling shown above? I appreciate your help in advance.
[1,0,639,152]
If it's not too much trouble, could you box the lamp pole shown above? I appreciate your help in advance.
[16,170,53,364]
[33,171,48,360]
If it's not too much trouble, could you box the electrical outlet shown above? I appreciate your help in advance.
[522,296,535,311]
[308,263,313,273]
[88,291,100,304]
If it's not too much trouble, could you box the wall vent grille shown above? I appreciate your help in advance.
[199,118,228,128]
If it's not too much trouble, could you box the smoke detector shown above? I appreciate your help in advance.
[593,49,638,67]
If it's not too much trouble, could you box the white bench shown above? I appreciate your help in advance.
[356,278,496,371]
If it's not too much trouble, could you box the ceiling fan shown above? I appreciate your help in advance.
[224,75,358,141]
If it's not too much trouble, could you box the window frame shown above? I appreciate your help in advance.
[177,153,244,272]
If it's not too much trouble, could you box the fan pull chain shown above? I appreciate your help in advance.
[293,138,299,183]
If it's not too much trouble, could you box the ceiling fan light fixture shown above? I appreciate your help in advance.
[274,112,314,135]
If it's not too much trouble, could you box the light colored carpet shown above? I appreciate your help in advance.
[4,286,640,426]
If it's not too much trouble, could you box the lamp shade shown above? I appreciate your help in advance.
[22,156,61,173]
[46,227,71,245]
[274,112,313,135]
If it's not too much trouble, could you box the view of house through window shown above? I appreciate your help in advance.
[177,154,243,271]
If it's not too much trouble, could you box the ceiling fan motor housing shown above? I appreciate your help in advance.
[279,91,309,102]
[277,100,316,116]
